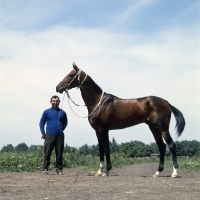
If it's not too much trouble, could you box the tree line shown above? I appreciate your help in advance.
[1,139,200,157]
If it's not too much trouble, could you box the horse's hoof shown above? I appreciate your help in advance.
[153,171,160,177]
[171,174,178,178]
[153,174,159,177]
[95,172,102,177]
[102,172,108,177]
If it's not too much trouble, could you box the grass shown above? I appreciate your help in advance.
[0,150,199,172]
[165,156,200,172]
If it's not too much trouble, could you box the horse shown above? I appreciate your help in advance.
[56,63,185,178]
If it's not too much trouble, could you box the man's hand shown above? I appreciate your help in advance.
[41,134,45,139]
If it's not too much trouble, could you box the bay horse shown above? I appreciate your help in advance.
[56,63,185,178]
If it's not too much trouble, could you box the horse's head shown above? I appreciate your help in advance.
[56,63,81,93]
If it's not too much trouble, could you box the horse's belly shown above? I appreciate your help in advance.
[109,115,145,130]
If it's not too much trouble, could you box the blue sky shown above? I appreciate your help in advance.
[0,0,199,149]
[1,0,198,31]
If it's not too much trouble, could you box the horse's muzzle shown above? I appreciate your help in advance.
[56,86,65,93]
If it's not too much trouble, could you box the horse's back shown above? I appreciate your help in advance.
[91,94,171,130]
[96,94,148,129]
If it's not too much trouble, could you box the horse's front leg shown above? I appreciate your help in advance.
[95,129,112,176]
[95,143,104,176]
[95,131,105,176]
[102,130,112,176]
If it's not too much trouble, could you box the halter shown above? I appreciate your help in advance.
[64,69,104,118]
[64,69,87,89]
[65,69,86,106]
[77,72,88,89]
[66,69,82,88]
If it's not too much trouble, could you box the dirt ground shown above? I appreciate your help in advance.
[0,163,199,200]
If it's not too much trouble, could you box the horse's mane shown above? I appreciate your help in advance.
[86,75,102,92]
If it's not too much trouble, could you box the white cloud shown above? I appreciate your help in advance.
[0,20,199,148]
[115,0,157,26]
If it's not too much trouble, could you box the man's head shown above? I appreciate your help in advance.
[50,95,60,109]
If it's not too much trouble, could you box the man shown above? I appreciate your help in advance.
[39,95,68,175]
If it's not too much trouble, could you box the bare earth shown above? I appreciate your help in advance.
[0,163,200,200]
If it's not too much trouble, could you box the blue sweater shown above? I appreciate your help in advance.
[39,107,68,135]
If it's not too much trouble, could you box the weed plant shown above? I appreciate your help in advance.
[165,156,200,172]
[0,149,199,172]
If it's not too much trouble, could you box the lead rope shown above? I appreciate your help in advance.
[58,92,66,132]
[65,90,104,118]
[66,90,86,107]
[60,91,66,110]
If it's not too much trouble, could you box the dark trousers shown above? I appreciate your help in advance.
[43,133,64,172]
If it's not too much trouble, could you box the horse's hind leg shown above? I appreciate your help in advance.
[148,123,166,177]
[161,131,178,178]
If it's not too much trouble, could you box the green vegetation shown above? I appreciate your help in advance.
[0,140,200,172]
[164,156,200,172]
[0,150,158,172]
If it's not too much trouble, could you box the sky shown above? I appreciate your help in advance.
[0,0,199,149]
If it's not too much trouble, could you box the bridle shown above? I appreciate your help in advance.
[65,69,87,107]
[64,69,104,118]
[63,69,85,90]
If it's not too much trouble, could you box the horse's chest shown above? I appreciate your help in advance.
[88,116,100,130]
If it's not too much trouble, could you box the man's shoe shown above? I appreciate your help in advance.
[42,170,48,175]
[57,171,64,175]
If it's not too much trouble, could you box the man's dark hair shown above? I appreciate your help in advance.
[50,95,60,101]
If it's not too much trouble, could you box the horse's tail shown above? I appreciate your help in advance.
[169,103,185,137]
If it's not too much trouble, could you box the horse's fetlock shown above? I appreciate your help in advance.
[158,165,164,172]
[174,162,179,169]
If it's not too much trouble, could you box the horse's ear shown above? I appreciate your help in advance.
[72,62,79,72]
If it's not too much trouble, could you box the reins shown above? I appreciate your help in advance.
[63,69,104,118]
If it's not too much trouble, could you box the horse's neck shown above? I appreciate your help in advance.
[80,75,103,111]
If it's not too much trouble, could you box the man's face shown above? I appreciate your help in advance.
[51,97,60,108]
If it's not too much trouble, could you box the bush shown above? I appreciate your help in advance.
[0,150,200,172]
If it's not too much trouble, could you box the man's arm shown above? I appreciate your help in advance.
[39,111,47,139]
[63,112,68,131]
[41,134,45,139]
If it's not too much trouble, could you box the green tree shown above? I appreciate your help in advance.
[15,143,28,152]
[128,141,146,157]
[29,145,44,152]
[64,144,77,153]
[176,140,200,156]
[175,141,184,156]
[118,141,146,157]
[1,144,14,153]
[79,144,90,156]
[90,144,99,156]
[119,142,130,156]
[145,142,159,156]
[110,137,119,153]
[190,140,200,155]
